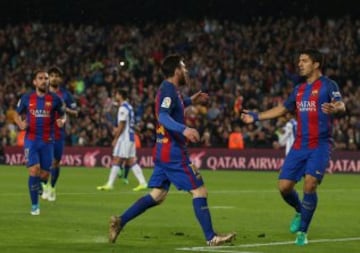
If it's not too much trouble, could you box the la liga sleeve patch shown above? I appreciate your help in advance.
[161,97,172,108]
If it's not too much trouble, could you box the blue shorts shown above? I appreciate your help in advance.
[24,139,54,170]
[279,144,331,182]
[53,139,65,161]
[148,161,204,191]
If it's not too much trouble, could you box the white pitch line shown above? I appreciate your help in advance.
[1,188,359,197]
[0,189,278,197]
[176,237,360,252]
[178,250,262,253]
[211,206,235,209]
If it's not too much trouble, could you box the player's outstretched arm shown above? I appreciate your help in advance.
[190,91,209,105]
[241,105,288,124]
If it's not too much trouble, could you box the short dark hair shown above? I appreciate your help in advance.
[32,69,47,81]
[299,48,324,69]
[161,54,182,78]
[48,66,64,77]
[116,89,128,99]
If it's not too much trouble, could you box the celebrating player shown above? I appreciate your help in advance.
[241,49,346,245]
[108,54,235,246]
[41,66,78,201]
[14,69,65,215]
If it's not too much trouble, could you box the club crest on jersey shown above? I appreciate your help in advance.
[311,89,319,96]
[45,101,52,107]
[161,97,171,108]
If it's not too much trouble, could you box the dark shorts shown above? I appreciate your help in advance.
[148,161,204,191]
[24,139,54,170]
[53,139,65,161]
[279,144,331,182]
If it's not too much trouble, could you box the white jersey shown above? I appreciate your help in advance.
[113,101,136,158]
[278,119,297,155]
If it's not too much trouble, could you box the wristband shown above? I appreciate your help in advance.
[248,111,259,122]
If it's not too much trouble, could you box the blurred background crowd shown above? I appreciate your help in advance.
[0,16,359,151]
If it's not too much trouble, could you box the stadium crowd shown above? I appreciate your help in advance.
[0,16,359,151]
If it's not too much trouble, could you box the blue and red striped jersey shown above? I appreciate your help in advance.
[153,80,192,163]
[54,88,76,140]
[16,91,65,142]
[283,76,342,149]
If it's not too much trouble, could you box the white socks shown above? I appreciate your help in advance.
[107,165,120,187]
[131,163,147,185]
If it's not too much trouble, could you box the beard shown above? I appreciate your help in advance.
[50,84,59,88]
[38,86,47,93]
[50,82,59,88]
[37,82,48,93]
[178,72,189,86]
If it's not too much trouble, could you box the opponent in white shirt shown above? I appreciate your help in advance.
[278,114,297,155]
[97,89,147,191]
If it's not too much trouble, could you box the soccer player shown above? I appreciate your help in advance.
[277,113,297,155]
[108,55,236,246]
[241,49,345,245]
[14,69,65,215]
[97,89,147,192]
[41,66,78,201]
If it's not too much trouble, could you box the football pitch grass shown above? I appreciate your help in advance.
[0,166,359,253]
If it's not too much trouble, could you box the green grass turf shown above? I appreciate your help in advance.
[0,166,359,253]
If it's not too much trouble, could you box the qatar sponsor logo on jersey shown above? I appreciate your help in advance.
[29,109,51,117]
[296,100,317,112]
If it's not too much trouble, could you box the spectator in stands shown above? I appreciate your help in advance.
[0,18,357,150]
[228,125,244,149]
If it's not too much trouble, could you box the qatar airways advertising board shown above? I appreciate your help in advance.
[4,147,360,173]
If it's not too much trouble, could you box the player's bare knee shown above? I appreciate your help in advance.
[112,157,121,164]
[303,180,318,193]
[191,186,208,198]
[278,180,295,194]
[28,165,40,176]
[150,188,168,204]
[303,175,318,192]
[126,157,136,167]
[40,170,50,181]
